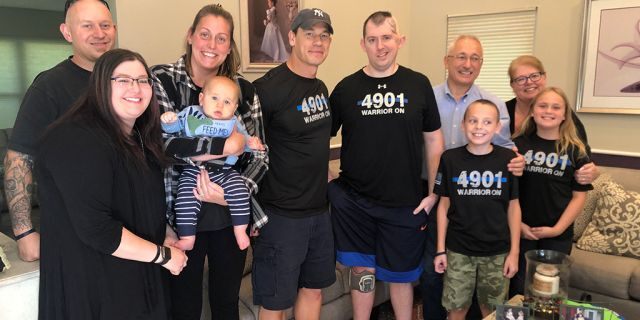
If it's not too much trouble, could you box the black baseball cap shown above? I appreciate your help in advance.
[291,8,334,34]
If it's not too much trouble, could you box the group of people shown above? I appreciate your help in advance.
[3,1,600,320]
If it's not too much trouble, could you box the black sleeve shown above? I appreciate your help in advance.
[329,81,344,137]
[433,153,449,196]
[571,110,591,156]
[508,150,519,200]
[163,135,226,158]
[505,98,516,135]
[40,126,123,254]
[9,83,61,155]
[421,75,442,132]
[571,148,594,192]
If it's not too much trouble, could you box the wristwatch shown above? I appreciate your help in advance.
[158,246,171,265]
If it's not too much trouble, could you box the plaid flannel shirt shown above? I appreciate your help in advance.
[152,56,269,231]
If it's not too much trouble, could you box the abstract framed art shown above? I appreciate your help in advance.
[577,0,640,114]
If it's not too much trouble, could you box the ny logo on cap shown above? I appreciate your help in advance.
[313,9,324,17]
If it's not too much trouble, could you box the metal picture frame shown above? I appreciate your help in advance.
[577,0,640,114]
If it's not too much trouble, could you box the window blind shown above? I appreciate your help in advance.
[447,8,537,100]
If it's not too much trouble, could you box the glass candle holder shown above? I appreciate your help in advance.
[523,250,572,319]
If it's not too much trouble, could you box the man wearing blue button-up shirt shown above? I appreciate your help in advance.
[421,35,524,320]
[434,35,513,150]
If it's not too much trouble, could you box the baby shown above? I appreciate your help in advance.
[161,76,263,250]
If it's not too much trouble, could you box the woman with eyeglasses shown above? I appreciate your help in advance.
[506,55,589,142]
[36,48,187,320]
[506,55,598,183]
[151,4,268,320]
[505,56,598,298]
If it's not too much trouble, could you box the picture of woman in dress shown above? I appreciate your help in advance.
[286,0,298,22]
[260,0,289,62]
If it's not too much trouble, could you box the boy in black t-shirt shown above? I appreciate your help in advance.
[433,99,521,320]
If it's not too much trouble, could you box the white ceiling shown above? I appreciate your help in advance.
[0,0,63,11]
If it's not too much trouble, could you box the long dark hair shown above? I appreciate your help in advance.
[185,4,241,78]
[53,48,166,168]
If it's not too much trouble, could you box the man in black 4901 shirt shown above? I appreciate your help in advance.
[4,0,116,262]
[329,11,444,320]
[252,8,336,320]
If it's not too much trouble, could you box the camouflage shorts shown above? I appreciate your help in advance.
[442,250,509,311]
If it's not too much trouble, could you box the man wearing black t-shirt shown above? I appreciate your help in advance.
[252,8,336,320]
[4,0,116,262]
[329,11,444,320]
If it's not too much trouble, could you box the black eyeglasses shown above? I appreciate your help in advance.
[511,71,546,85]
[447,54,483,64]
[111,77,154,88]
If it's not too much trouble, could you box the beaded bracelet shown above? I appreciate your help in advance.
[15,228,36,241]
[434,251,447,257]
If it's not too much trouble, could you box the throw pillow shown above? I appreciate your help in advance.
[577,179,640,259]
[573,174,612,241]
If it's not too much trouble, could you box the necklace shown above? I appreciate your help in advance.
[134,126,145,157]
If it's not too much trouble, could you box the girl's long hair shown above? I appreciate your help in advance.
[51,48,167,169]
[516,87,587,158]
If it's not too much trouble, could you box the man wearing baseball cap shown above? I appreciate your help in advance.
[252,8,335,320]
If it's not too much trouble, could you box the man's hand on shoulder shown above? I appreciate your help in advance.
[575,162,599,185]
[508,146,525,177]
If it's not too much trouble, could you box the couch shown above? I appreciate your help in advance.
[567,166,640,320]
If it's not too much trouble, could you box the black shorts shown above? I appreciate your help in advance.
[329,179,426,283]
[251,208,336,310]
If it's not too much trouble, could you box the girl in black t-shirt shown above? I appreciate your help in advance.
[511,87,593,296]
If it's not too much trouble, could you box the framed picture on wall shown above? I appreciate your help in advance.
[239,0,301,72]
[577,0,640,114]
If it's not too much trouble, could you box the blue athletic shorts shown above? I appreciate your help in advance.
[329,179,426,283]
